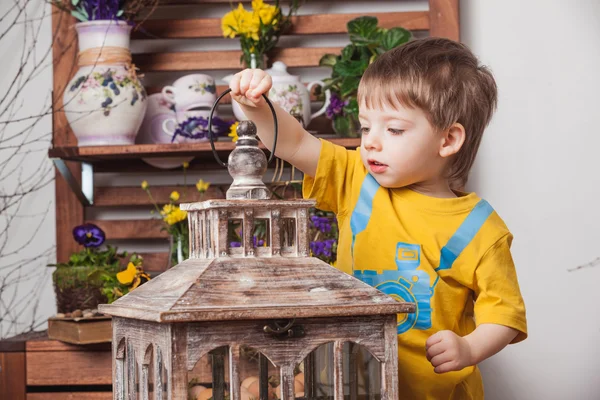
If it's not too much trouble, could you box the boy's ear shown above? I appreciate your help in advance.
[439,123,466,158]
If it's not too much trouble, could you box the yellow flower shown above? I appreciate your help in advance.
[141,180,148,190]
[182,161,190,169]
[170,191,180,202]
[252,0,278,26]
[117,262,137,285]
[222,3,251,38]
[196,179,211,193]
[161,204,187,225]
[228,121,239,142]
[116,262,151,290]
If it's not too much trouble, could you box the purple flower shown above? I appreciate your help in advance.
[310,239,336,258]
[73,223,105,248]
[310,216,332,233]
[82,0,123,21]
[325,93,348,120]
[229,236,265,248]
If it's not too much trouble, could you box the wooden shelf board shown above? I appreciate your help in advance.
[48,137,361,163]
[133,11,429,40]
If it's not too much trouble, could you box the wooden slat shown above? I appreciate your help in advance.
[28,394,112,400]
[94,181,302,207]
[87,219,169,240]
[133,11,429,39]
[52,6,84,264]
[49,138,360,162]
[95,184,226,207]
[0,353,26,400]
[27,351,112,385]
[26,337,111,352]
[429,0,459,41]
[134,47,341,72]
[139,252,170,272]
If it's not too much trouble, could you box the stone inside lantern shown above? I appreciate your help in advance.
[99,118,415,400]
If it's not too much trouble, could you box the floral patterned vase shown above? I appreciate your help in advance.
[63,21,147,146]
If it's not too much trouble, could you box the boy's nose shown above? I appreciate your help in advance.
[363,132,382,151]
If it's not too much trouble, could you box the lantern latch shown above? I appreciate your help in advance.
[263,319,305,339]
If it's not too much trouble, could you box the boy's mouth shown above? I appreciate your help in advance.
[368,159,388,174]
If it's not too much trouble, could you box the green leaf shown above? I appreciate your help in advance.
[71,0,79,5]
[343,98,359,117]
[319,54,338,68]
[339,77,359,98]
[70,9,88,22]
[347,16,378,41]
[333,59,367,78]
[116,10,124,17]
[381,27,412,51]
[341,45,355,62]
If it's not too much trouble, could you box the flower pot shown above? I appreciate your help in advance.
[52,265,108,313]
[63,20,147,146]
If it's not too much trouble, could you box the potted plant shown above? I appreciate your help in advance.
[51,0,159,146]
[51,223,149,313]
[221,0,302,69]
[319,16,412,137]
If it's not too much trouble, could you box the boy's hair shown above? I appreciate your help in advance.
[357,37,498,188]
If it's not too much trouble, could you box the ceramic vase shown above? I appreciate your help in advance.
[63,20,147,146]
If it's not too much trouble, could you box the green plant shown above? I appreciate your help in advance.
[319,16,412,136]
[50,223,149,312]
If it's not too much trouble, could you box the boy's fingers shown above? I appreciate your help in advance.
[425,332,443,350]
[249,71,264,91]
[230,73,241,95]
[251,75,272,99]
[425,341,445,361]
[434,360,460,374]
[239,70,253,96]
[429,350,452,367]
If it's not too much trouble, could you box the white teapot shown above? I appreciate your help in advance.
[226,61,331,126]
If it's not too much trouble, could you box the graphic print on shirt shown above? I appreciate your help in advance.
[349,174,494,334]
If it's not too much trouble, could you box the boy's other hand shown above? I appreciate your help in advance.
[229,68,272,108]
[425,330,474,374]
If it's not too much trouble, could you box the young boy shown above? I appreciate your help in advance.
[229,37,527,399]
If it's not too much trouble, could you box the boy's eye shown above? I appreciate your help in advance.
[388,128,405,135]
[359,126,370,135]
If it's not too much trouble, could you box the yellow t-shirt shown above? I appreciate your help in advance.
[303,139,528,400]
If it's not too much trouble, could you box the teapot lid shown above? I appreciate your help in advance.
[265,61,300,84]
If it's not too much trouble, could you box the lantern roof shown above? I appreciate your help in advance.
[99,255,414,323]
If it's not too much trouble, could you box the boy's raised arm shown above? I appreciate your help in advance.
[228,69,322,177]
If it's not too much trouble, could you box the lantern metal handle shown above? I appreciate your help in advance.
[208,88,278,168]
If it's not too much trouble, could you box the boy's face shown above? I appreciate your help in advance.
[358,101,446,189]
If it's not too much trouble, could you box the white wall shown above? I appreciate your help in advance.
[2,0,599,397]
[0,0,56,339]
[461,1,600,399]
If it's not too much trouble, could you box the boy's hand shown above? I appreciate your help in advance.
[229,68,272,108]
[425,330,474,374]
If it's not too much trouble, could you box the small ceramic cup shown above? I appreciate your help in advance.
[161,74,217,113]
[161,109,214,142]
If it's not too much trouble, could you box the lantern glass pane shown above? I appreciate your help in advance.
[239,345,279,400]
[188,346,230,400]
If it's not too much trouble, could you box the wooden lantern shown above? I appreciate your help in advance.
[99,121,415,400]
